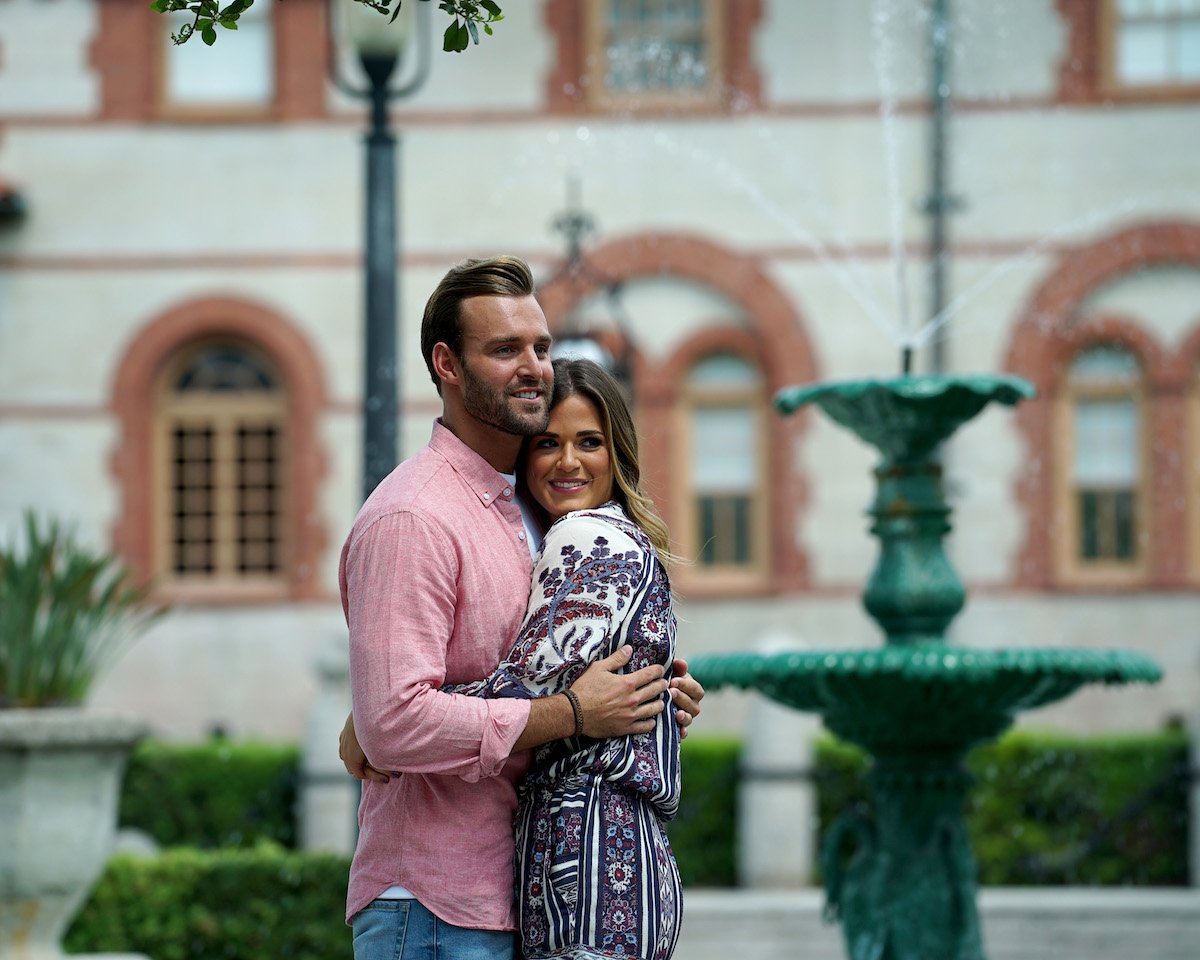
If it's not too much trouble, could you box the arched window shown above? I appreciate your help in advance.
[1059,344,1147,579]
[156,341,287,587]
[680,353,767,577]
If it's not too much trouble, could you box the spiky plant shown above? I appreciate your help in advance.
[0,512,165,708]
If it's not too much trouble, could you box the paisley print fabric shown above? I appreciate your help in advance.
[446,502,682,959]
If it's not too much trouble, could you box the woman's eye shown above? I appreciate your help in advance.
[534,438,556,449]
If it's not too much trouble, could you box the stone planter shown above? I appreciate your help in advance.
[0,709,147,960]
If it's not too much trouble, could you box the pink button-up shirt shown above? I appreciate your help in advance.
[340,420,534,930]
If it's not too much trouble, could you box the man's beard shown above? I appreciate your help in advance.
[461,360,550,437]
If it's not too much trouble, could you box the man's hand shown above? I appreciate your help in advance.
[570,644,670,738]
[669,657,704,739]
[339,712,391,783]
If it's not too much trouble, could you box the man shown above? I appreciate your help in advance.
[339,256,703,960]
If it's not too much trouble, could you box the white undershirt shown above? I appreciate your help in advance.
[501,472,543,559]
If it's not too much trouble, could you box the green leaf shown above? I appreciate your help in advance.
[150,1,172,13]
[466,17,479,45]
[443,20,471,53]
[479,0,501,16]
[202,24,218,45]
[484,23,492,35]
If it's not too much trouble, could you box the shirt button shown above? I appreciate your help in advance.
[502,487,512,497]
[483,492,490,501]
[518,532,526,541]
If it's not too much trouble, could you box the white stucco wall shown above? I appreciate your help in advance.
[1,0,1197,744]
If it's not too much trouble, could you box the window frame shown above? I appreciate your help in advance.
[1099,0,1200,98]
[1055,345,1151,586]
[583,0,727,113]
[674,351,770,587]
[153,1,278,121]
[1188,362,1200,581]
[152,341,291,599]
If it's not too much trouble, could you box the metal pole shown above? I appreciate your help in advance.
[360,52,399,503]
[927,0,952,374]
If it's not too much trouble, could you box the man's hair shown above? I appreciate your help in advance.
[420,256,535,394]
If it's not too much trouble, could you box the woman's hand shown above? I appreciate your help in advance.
[339,712,391,783]
[669,658,704,739]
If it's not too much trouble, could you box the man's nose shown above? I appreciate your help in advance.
[515,345,543,377]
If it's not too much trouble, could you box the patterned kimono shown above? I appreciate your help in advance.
[446,501,682,960]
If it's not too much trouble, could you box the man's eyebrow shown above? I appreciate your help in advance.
[478,334,553,349]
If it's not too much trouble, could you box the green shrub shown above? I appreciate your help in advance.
[668,735,741,886]
[0,510,165,707]
[966,729,1189,885]
[814,729,1189,886]
[120,739,299,849]
[66,846,351,960]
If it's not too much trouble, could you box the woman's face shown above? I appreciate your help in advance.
[525,393,615,521]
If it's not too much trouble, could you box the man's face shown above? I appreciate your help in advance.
[455,294,554,437]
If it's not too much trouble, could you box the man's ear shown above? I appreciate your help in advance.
[431,342,461,389]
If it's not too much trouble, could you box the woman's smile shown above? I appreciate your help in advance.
[526,394,614,521]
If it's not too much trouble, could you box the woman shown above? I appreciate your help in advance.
[445,357,682,960]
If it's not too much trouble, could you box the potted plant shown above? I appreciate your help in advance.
[0,511,165,960]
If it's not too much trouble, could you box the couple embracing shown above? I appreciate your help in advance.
[338,256,703,960]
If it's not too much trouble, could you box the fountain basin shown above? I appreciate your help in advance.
[775,374,1035,464]
[690,646,1161,755]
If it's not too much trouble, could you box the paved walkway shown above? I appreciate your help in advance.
[676,888,1200,960]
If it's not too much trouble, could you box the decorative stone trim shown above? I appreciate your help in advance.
[543,0,763,115]
[1004,221,1200,589]
[538,231,814,593]
[110,297,329,601]
[92,0,328,121]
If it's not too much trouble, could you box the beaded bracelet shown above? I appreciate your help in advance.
[563,689,585,738]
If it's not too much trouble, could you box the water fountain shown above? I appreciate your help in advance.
[689,372,1162,960]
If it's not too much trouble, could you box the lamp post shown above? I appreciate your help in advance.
[544,176,635,395]
[332,0,431,503]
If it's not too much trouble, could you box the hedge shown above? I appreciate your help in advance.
[119,738,299,849]
[66,846,350,960]
[114,730,1189,890]
[815,729,1190,886]
[669,735,741,886]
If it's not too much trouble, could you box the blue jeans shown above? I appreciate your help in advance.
[352,898,516,960]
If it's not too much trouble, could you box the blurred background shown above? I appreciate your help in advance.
[1,0,1198,926]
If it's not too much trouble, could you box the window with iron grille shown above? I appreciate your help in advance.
[157,342,287,586]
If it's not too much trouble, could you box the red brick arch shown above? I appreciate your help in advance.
[538,231,817,593]
[111,296,329,601]
[1004,221,1200,589]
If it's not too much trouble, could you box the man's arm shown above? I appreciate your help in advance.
[344,510,532,780]
[341,651,704,780]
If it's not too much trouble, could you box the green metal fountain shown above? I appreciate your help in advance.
[689,373,1161,960]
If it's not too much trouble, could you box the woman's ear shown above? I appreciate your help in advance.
[431,342,460,389]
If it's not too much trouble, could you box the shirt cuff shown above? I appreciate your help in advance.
[466,697,532,783]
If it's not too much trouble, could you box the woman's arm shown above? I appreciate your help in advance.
[446,511,651,701]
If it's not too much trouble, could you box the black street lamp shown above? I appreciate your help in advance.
[331,1,431,503]
[544,176,635,396]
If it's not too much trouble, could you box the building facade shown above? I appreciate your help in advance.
[0,0,1197,740]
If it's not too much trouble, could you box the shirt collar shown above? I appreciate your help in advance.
[429,419,517,509]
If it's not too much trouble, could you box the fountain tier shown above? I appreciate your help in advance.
[689,374,1161,960]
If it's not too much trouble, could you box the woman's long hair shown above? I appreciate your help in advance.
[526,358,676,567]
